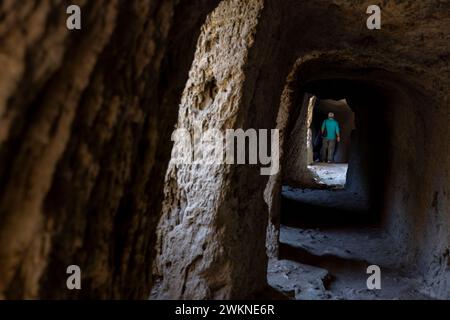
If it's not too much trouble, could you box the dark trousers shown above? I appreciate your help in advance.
[321,138,336,162]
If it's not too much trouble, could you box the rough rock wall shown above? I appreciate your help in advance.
[0,0,219,299]
[264,67,304,259]
[282,95,317,187]
[282,97,355,187]
[153,0,267,299]
[380,83,450,298]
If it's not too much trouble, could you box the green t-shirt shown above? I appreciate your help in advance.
[321,118,340,139]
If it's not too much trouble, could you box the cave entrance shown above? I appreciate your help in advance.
[280,85,371,229]
[305,97,355,189]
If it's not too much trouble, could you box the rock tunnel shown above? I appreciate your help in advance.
[0,0,448,300]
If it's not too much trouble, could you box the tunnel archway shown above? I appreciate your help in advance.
[266,54,448,298]
[152,0,449,300]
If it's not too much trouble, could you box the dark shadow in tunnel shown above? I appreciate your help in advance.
[281,196,375,229]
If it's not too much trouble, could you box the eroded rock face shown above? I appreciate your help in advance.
[153,0,266,299]
[0,0,219,299]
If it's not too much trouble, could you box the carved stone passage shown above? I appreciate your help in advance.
[0,0,449,300]
[0,0,219,299]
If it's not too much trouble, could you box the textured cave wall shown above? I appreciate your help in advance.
[0,0,219,299]
[0,0,448,301]
[282,97,355,187]
[282,95,317,187]
[345,77,450,298]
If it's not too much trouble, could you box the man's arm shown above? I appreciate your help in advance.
[321,121,326,135]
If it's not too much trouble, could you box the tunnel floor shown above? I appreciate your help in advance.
[307,163,348,189]
[267,188,433,300]
[282,185,368,214]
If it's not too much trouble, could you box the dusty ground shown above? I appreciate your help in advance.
[267,186,433,300]
[307,163,348,189]
[268,225,432,300]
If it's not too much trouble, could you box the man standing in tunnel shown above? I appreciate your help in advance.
[320,112,340,163]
